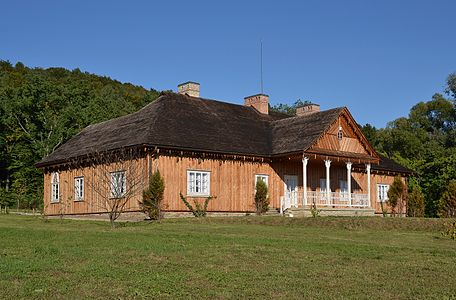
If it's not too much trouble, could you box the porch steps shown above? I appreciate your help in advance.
[284,207,375,217]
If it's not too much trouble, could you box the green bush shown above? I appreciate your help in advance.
[140,171,165,220]
[0,188,14,213]
[179,193,213,217]
[438,180,456,218]
[441,221,456,240]
[254,180,269,215]
[407,186,425,217]
[387,176,406,216]
[310,200,321,218]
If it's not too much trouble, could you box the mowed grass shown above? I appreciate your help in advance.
[0,215,455,299]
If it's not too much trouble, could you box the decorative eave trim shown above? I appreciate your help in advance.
[304,107,380,160]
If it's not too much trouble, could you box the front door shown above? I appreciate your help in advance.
[284,175,298,208]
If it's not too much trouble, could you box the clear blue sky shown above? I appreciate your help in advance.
[1,0,454,127]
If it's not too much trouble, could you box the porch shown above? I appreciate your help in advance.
[281,191,369,212]
[276,153,378,215]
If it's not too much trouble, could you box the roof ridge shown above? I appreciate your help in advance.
[271,107,344,124]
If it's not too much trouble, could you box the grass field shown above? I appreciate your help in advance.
[0,215,455,299]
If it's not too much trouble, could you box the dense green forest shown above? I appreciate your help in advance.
[0,61,160,210]
[0,61,455,217]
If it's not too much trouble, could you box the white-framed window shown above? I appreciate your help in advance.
[337,126,344,141]
[255,174,269,187]
[110,171,126,198]
[74,177,84,201]
[377,184,389,202]
[51,172,59,203]
[187,170,210,196]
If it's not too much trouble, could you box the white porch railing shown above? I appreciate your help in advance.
[280,191,369,213]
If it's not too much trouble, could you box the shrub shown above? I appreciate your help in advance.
[441,221,456,240]
[438,180,456,218]
[140,171,165,220]
[387,176,406,216]
[310,200,320,218]
[179,193,213,217]
[0,188,14,213]
[254,180,269,215]
[407,186,425,217]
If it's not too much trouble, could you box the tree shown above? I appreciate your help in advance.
[140,170,165,220]
[71,148,146,228]
[438,180,456,218]
[359,87,456,217]
[387,176,406,216]
[407,186,425,217]
[446,73,456,99]
[0,61,160,211]
[254,180,269,215]
[0,188,14,213]
[270,99,311,115]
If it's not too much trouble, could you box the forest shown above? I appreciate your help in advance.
[0,61,455,217]
[0,61,160,210]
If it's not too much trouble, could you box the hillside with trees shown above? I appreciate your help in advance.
[0,61,160,210]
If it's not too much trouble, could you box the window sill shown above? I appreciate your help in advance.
[50,201,60,204]
[187,194,210,198]
[74,199,84,202]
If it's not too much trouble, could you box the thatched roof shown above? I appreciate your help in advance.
[36,92,410,174]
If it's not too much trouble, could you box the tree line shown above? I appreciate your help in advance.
[0,61,160,210]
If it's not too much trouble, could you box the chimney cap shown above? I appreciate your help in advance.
[244,93,269,100]
[296,103,320,116]
[178,81,200,87]
[295,102,319,108]
[177,81,200,98]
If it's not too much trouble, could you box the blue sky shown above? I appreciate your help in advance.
[1,0,454,127]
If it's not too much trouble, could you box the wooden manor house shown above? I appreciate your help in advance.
[36,82,412,217]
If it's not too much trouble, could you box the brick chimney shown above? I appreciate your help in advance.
[244,94,269,114]
[296,103,320,117]
[178,82,200,97]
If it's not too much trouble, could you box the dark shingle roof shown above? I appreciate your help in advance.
[372,155,414,174]
[37,93,287,166]
[36,92,410,175]
[271,108,344,155]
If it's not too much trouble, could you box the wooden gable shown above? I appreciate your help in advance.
[308,108,378,159]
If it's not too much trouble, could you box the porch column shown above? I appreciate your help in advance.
[302,156,309,206]
[346,162,352,206]
[324,159,331,204]
[366,163,371,208]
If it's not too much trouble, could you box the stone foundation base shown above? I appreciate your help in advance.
[286,207,376,217]
[46,211,252,222]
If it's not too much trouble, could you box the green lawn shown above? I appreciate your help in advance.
[0,215,455,299]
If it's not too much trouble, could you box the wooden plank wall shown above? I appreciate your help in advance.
[44,158,148,216]
[353,172,407,214]
[311,115,368,154]
[156,155,279,212]
[43,153,405,215]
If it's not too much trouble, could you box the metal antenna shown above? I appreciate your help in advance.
[260,40,264,94]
